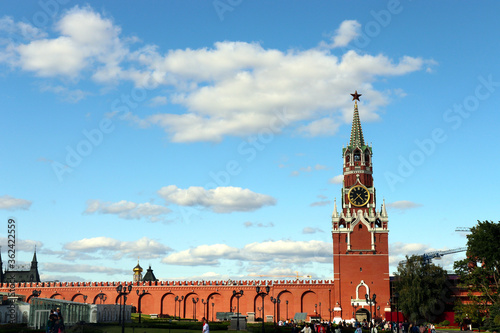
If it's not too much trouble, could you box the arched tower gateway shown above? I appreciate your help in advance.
[332,91,390,322]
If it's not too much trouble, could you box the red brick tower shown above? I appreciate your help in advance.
[331,91,390,323]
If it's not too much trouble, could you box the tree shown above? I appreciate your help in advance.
[394,255,449,323]
[454,220,500,331]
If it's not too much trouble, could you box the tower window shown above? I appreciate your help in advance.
[346,155,350,163]
[358,224,362,230]
[360,267,362,272]
[354,151,361,161]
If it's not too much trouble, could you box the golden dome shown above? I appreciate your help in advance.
[133,260,143,273]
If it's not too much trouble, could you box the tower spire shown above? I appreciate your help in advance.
[0,246,3,283]
[31,247,38,268]
[349,91,365,148]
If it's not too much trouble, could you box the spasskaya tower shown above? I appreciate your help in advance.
[331,91,391,322]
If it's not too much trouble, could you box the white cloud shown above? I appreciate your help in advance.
[244,221,275,228]
[298,117,341,137]
[302,227,324,234]
[291,164,329,178]
[18,37,87,77]
[0,237,41,252]
[389,242,435,267]
[157,185,276,213]
[387,200,422,211]
[310,201,330,207]
[84,199,171,221]
[43,262,128,276]
[244,240,332,263]
[40,273,89,282]
[1,9,433,141]
[64,236,171,259]
[321,20,362,49]
[0,195,32,210]
[15,6,126,79]
[162,244,239,266]
[329,175,343,184]
[137,47,428,142]
[162,240,332,267]
[64,236,120,252]
[40,84,88,102]
[0,16,47,41]
[149,95,167,106]
[388,242,467,274]
[390,242,432,256]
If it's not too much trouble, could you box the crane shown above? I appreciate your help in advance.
[399,247,467,265]
[420,247,467,264]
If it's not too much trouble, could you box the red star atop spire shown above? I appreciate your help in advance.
[351,90,362,101]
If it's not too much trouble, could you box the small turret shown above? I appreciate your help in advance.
[30,248,41,282]
[31,248,38,269]
[332,198,338,218]
[381,199,388,218]
[143,265,158,282]
[0,248,3,283]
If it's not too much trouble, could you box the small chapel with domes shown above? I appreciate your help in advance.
[133,260,158,283]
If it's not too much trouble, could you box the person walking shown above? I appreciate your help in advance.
[46,313,55,333]
[301,323,312,333]
[202,317,210,333]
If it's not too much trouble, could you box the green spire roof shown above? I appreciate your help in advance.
[349,101,365,148]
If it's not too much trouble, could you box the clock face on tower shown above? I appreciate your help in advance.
[348,185,370,207]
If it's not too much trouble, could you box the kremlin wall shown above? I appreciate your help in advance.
[1,278,339,322]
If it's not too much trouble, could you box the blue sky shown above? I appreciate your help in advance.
[1,1,499,282]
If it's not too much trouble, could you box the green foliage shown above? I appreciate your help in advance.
[439,320,450,326]
[66,323,104,333]
[454,221,500,331]
[247,322,290,333]
[482,305,500,331]
[394,255,449,323]
[127,320,229,331]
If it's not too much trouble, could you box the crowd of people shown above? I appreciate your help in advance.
[46,307,65,333]
[256,318,441,333]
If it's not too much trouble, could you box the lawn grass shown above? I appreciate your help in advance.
[82,327,247,333]
[91,327,200,333]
